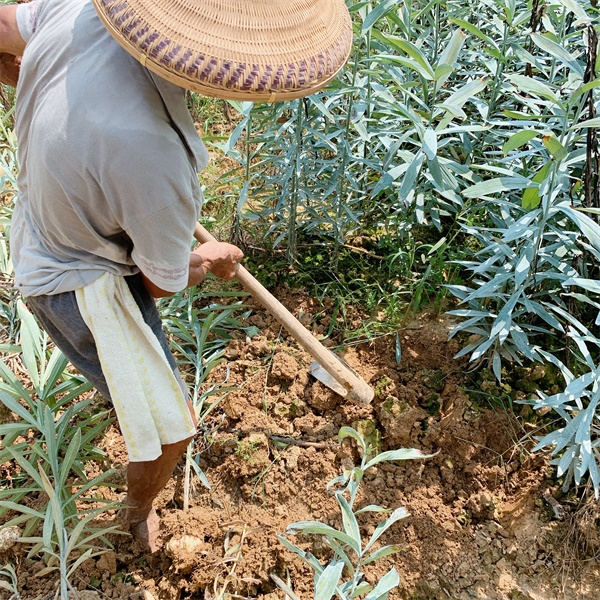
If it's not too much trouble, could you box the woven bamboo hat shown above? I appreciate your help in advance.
[92,0,353,102]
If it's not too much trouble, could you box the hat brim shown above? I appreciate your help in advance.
[92,0,353,102]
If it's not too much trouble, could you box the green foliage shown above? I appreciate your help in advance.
[159,289,251,507]
[0,563,20,600]
[214,0,600,495]
[0,110,19,346]
[0,304,122,599]
[275,427,432,600]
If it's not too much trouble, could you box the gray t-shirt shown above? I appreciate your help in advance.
[11,0,210,296]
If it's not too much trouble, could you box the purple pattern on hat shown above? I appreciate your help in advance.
[244,65,261,90]
[99,0,351,94]
[298,60,307,86]
[254,65,273,92]
[214,61,231,85]
[139,31,159,52]
[200,58,218,81]
[176,49,194,72]
[186,55,205,78]
[309,57,317,81]
[115,8,134,28]
[131,24,149,44]
[272,65,284,89]
[285,64,296,89]
[162,44,182,66]
[317,54,324,79]
[123,17,142,37]
[227,63,246,88]
[150,38,169,59]
[106,1,128,18]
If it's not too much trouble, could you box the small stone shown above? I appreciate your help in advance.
[0,526,20,552]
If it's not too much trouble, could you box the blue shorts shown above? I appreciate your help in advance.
[26,274,181,401]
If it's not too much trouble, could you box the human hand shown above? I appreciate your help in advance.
[192,241,244,281]
[0,54,21,87]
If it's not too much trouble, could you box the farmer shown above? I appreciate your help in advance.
[0,0,352,552]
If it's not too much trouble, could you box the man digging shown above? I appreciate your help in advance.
[0,0,352,552]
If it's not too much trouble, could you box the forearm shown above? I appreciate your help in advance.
[0,5,26,56]
[141,242,242,298]
[141,252,209,298]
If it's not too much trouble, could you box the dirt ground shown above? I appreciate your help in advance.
[2,288,600,600]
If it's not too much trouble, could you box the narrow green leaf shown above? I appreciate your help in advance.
[355,505,391,515]
[422,128,437,160]
[435,29,467,90]
[382,38,435,78]
[363,544,404,565]
[464,176,534,198]
[374,55,434,81]
[441,78,487,110]
[542,135,567,161]
[190,456,212,490]
[286,521,360,554]
[315,560,344,600]
[351,583,373,598]
[399,152,425,201]
[364,448,432,470]
[361,0,398,34]
[0,388,37,426]
[554,0,590,21]
[42,503,54,553]
[336,493,361,552]
[530,33,583,76]
[5,447,45,488]
[363,568,400,600]
[58,429,82,489]
[572,79,600,99]
[522,162,552,209]
[507,75,561,105]
[327,537,354,573]
[503,130,539,154]
[433,63,454,82]
[572,117,600,129]
[364,507,410,552]
[562,278,600,294]
[338,427,367,456]
[0,501,44,518]
[40,348,69,400]
[448,19,500,53]
[17,300,42,391]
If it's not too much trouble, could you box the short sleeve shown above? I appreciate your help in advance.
[129,192,202,293]
[16,1,40,42]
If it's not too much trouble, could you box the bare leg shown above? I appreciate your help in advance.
[125,402,197,552]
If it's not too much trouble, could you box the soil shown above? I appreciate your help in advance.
[1,288,600,600]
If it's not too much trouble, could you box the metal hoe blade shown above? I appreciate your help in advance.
[308,355,374,404]
[308,361,350,397]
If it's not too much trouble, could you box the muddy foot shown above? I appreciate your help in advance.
[130,507,161,553]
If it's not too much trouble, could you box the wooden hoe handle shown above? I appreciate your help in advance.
[194,223,374,405]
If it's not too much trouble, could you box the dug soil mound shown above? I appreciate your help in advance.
[3,289,599,600]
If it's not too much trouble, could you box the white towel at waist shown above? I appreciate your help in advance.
[75,272,196,462]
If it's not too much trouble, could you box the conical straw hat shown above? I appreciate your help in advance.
[92,0,353,102]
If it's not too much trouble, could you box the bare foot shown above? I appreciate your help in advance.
[130,507,161,553]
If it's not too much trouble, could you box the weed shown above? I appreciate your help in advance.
[274,426,432,600]
[159,289,249,509]
[235,438,262,463]
[0,563,19,600]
